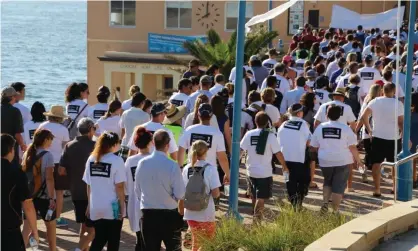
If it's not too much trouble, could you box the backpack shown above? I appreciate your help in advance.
[184,164,210,211]
[345,86,361,118]
[22,151,48,198]
[273,90,283,110]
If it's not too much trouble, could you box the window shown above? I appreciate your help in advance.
[110,0,136,26]
[163,77,174,96]
[225,2,253,31]
[165,1,192,29]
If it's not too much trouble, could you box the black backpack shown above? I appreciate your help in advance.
[273,90,284,110]
[345,86,361,118]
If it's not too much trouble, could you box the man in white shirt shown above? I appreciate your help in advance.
[320,32,331,49]
[362,38,376,58]
[122,85,141,111]
[280,77,306,114]
[262,48,279,70]
[253,88,281,129]
[260,63,291,95]
[209,74,226,96]
[185,75,213,113]
[358,55,381,98]
[382,70,405,101]
[311,105,363,213]
[240,112,287,221]
[11,82,32,124]
[325,51,343,79]
[241,91,263,136]
[359,83,404,197]
[314,76,331,110]
[169,78,192,107]
[336,62,359,89]
[314,88,356,130]
[277,104,311,209]
[342,34,354,53]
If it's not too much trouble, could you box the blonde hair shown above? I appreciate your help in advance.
[189,140,208,168]
[129,85,140,97]
[261,87,276,104]
[193,94,209,125]
[364,84,382,105]
[346,53,357,64]
[225,83,234,97]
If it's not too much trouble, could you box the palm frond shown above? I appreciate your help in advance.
[207,29,222,47]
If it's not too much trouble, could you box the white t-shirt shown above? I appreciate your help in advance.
[179,124,226,167]
[182,160,221,222]
[125,153,150,232]
[121,99,132,111]
[253,101,281,126]
[23,121,42,145]
[260,74,291,95]
[314,89,331,110]
[83,153,126,221]
[229,66,255,83]
[127,121,178,153]
[119,107,150,146]
[232,79,247,107]
[241,107,256,131]
[262,58,278,70]
[336,73,356,89]
[392,72,406,98]
[14,102,32,124]
[88,103,109,122]
[67,99,89,121]
[358,67,381,96]
[38,121,70,163]
[326,60,339,79]
[169,92,189,107]
[277,117,311,163]
[184,112,218,130]
[240,128,281,178]
[96,115,122,138]
[314,100,356,125]
[310,121,357,167]
[209,83,224,96]
[366,97,404,140]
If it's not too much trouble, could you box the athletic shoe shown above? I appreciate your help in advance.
[362,173,368,183]
[320,204,329,215]
[56,217,69,227]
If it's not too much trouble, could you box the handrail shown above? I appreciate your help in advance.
[381,152,418,168]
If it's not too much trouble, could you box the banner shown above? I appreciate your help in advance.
[330,5,405,30]
[245,0,299,33]
[148,33,206,54]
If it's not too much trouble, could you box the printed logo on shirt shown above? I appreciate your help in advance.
[296,63,304,69]
[325,105,344,116]
[250,136,259,146]
[68,105,80,114]
[276,80,281,89]
[170,99,184,106]
[130,166,136,182]
[263,63,274,69]
[93,110,106,119]
[29,129,36,140]
[190,133,213,148]
[322,128,342,139]
[89,162,111,178]
[360,72,374,80]
[284,121,302,131]
[343,78,349,87]
[315,92,324,100]
[414,68,418,75]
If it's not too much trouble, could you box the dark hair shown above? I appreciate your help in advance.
[214,74,225,83]
[134,126,153,149]
[349,75,361,85]
[206,64,219,76]
[300,92,315,111]
[298,50,309,59]
[338,58,347,68]
[178,78,192,91]
[248,90,261,104]
[357,25,363,31]
[1,134,15,157]
[313,56,324,66]
[327,105,342,121]
[255,112,269,128]
[65,82,81,103]
[347,34,354,41]
[274,63,285,73]
[411,92,418,113]
[97,90,110,103]
[92,132,120,163]
[11,82,25,92]
[1,96,11,105]
[325,32,332,40]
[143,99,153,112]
[153,130,170,151]
[383,71,393,82]
[210,95,226,122]
[348,62,359,73]
[23,129,54,170]
[104,100,122,119]
[296,77,306,87]
[249,59,262,67]
[266,76,277,88]
[190,76,200,86]
[31,101,46,123]
[383,83,396,94]
[78,82,89,93]
[315,64,326,76]
[310,42,320,55]
[131,92,146,107]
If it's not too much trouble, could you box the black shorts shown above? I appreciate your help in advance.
[371,137,402,164]
[54,163,70,190]
[248,176,273,199]
[2,228,25,251]
[33,198,57,221]
[73,200,94,227]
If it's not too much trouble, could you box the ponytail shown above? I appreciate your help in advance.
[188,140,208,168]
[191,150,198,168]
[193,94,209,125]
[92,132,119,163]
[103,100,122,120]
[22,129,54,171]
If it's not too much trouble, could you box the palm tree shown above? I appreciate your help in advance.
[166,26,278,78]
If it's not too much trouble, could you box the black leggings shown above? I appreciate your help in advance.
[90,219,123,251]
[363,138,372,170]
[135,231,144,251]
[286,161,311,208]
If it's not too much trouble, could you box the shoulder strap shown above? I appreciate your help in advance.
[68,104,88,130]
[35,151,48,162]
[261,104,266,111]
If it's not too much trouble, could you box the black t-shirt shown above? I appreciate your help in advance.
[1,158,31,230]
[1,103,24,137]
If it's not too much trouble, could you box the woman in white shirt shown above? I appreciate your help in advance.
[88,86,110,122]
[184,94,218,129]
[124,126,153,251]
[122,85,141,111]
[179,140,221,251]
[65,82,90,139]
[96,100,123,138]
[23,101,47,145]
[83,132,126,251]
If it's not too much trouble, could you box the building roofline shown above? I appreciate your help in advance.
[98,51,194,65]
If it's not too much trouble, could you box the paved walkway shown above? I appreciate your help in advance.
[30,163,418,251]
[374,229,418,251]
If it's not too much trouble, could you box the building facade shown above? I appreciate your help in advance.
[87,0,406,103]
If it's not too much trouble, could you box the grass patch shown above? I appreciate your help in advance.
[200,205,352,251]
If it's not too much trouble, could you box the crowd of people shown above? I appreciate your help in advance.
[2,22,418,251]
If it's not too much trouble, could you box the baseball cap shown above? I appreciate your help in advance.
[151,103,166,116]
[1,86,18,98]
[375,80,385,87]
[249,55,259,62]
[364,54,373,63]
[282,55,293,63]
[198,103,213,117]
[307,69,318,78]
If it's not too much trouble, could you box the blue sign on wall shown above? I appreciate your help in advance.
[148,33,207,54]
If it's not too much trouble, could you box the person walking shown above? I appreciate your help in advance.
[277,104,312,209]
[21,129,57,250]
[83,132,126,251]
[209,74,226,96]
[179,140,221,251]
[135,130,185,251]
[280,77,307,114]
[163,104,187,150]
[11,82,32,124]
[311,105,364,213]
[60,118,96,251]
[122,85,141,111]
[23,101,47,145]
[169,78,192,107]
[1,134,39,251]
[87,86,110,122]
[185,75,214,113]
[184,94,218,129]
[96,99,123,138]
[262,48,279,70]
[38,105,70,227]
[65,82,90,139]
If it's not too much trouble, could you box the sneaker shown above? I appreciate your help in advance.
[362,173,368,183]
[320,204,329,215]
[56,217,69,227]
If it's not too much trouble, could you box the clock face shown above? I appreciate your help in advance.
[195,1,220,29]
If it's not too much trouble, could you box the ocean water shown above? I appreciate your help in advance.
[1,1,87,109]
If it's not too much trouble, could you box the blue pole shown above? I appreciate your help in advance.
[268,0,273,48]
[396,0,415,201]
[228,0,246,220]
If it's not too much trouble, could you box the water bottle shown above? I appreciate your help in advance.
[358,166,365,174]
[29,236,38,251]
[224,184,230,197]
[111,200,120,220]
[381,168,389,178]
[283,171,290,183]
[45,209,54,221]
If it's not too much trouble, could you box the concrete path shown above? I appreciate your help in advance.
[374,229,418,251]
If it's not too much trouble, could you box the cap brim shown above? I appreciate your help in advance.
[162,106,187,125]
[43,112,69,118]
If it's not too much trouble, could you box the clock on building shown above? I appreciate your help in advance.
[195,1,220,29]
